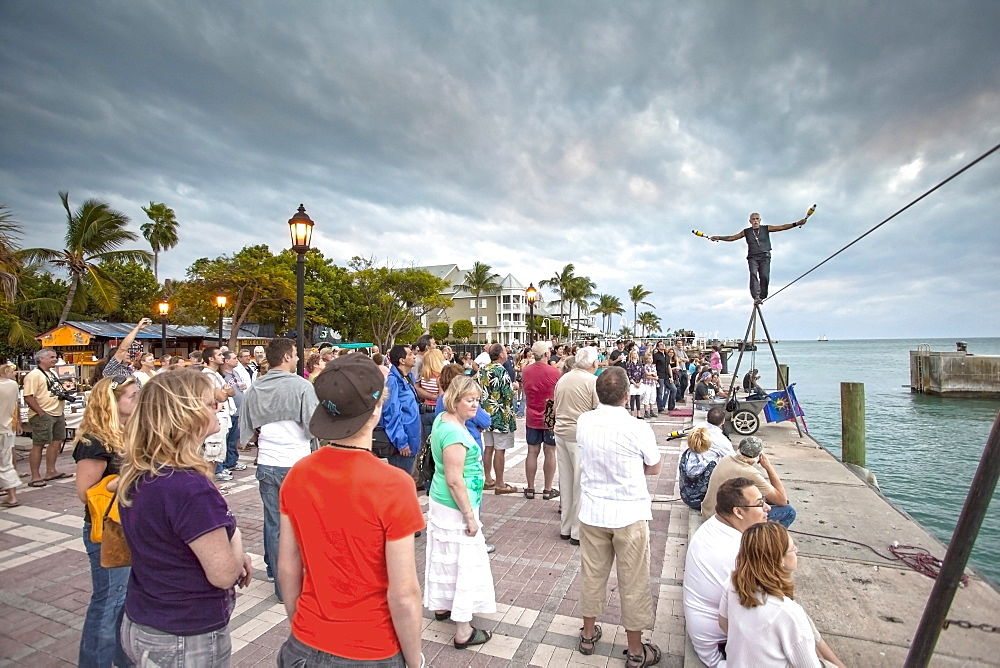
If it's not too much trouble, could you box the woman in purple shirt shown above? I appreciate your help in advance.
[118,370,253,666]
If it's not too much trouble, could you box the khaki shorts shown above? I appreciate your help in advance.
[483,431,514,451]
[28,413,66,446]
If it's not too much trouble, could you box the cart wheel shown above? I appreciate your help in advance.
[732,409,759,435]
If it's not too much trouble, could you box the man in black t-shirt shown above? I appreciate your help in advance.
[710,212,808,302]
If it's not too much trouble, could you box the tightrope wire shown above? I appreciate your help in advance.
[765,140,1000,303]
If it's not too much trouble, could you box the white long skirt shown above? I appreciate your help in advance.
[423,499,497,623]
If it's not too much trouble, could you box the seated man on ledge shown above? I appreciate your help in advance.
[742,369,767,400]
[701,435,796,528]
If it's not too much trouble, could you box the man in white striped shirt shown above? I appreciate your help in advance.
[575,366,663,665]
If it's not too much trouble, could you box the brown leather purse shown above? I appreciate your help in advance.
[100,496,132,568]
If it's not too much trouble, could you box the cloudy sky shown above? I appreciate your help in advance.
[2,1,998,340]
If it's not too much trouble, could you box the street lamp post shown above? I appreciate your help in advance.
[158,299,170,356]
[216,295,227,347]
[288,204,315,376]
[524,283,538,345]
[542,317,551,341]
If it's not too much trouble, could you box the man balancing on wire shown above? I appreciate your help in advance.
[711,212,808,303]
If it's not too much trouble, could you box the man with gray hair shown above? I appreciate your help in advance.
[552,346,600,544]
[701,435,796,527]
[22,348,72,486]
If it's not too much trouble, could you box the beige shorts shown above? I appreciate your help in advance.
[482,431,514,451]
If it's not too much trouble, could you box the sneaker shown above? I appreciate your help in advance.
[231,463,248,471]
[486,543,496,554]
[266,574,274,582]
[214,472,233,482]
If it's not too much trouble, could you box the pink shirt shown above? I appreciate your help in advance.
[521,360,561,430]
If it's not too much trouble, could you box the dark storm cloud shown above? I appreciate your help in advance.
[1,0,998,339]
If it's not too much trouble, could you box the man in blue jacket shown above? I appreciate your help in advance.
[380,344,421,474]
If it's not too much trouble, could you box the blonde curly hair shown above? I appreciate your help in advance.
[72,376,137,453]
[118,369,216,506]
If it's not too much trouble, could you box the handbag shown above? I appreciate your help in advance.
[543,399,556,431]
[85,474,118,543]
[413,434,436,489]
[100,496,132,568]
[371,426,396,459]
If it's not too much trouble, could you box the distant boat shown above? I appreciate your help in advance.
[817,334,829,341]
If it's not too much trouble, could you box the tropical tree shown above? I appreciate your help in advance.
[627,284,654,332]
[539,264,576,333]
[637,311,662,338]
[97,258,162,323]
[429,320,450,342]
[176,244,295,348]
[565,275,597,341]
[454,261,501,343]
[0,204,22,302]
[452,319,474,341]
[591,294,625,336]
[619,324,633,338]
[23,192,152,324]
[349,257,452,350]
[0,207,61,351]
[140,202,180,282]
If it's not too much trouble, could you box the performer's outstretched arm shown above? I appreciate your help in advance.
[710,229,745,242]
[768,217,808,233]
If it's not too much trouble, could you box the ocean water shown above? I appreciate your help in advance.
[735,337,1000,587]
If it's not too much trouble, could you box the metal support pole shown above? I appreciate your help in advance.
[161,317,168,357]
[724,305,758,398]
[296,251,306,376]
[904,409,1000,667]
[840,382,865,467]
[528,302,535,344]
[217,308,224,347]
[754,304,803,437]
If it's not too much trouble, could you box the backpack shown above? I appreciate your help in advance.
[678,449,718,511]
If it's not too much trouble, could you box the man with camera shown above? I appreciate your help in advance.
[22,348,72,486]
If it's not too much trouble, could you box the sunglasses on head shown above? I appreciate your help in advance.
[110,375,137,390]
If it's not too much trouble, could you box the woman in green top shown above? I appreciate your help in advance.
[423,375,497,650]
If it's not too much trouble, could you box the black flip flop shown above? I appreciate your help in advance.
[28,480,47,488]
[43,472,71,481]
[454,627,491,649]
[434,611,451,621]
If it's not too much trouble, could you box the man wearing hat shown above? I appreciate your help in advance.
[277,354,425,667]
[700,436,796,527]
[521,340,560,501]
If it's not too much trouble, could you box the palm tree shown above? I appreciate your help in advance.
[637,310,661,338]
[0,204,21,302]
[140,202,179,282]
[24,192,152,324]
[565,275,597,341]
[540,264,576,334]
[454,261,501,343]
[627,284,654,331]
[591,293,625,335]
[619,324,633,338]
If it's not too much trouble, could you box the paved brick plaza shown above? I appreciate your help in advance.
[0,406,693,667]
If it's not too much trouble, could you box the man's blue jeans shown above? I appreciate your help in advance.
[257,464,291,599]
[388,451,416,474]
[768,503,797,528]
[223,420,241,469]
[657,378,677,412]
[80,522,130,668]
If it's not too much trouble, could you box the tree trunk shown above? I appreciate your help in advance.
[153,252,159,283]
[59,274,80,325]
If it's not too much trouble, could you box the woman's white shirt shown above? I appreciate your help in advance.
[719,578,822,668]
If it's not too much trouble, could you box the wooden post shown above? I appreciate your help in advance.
[777,364,789,389]
[841,382,865,467]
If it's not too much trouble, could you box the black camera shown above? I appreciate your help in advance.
[47,377,77,402]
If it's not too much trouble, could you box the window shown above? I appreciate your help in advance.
[470,299,477,309]
[479,316,488,326]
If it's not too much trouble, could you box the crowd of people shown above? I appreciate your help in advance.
[0,317,844,666]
